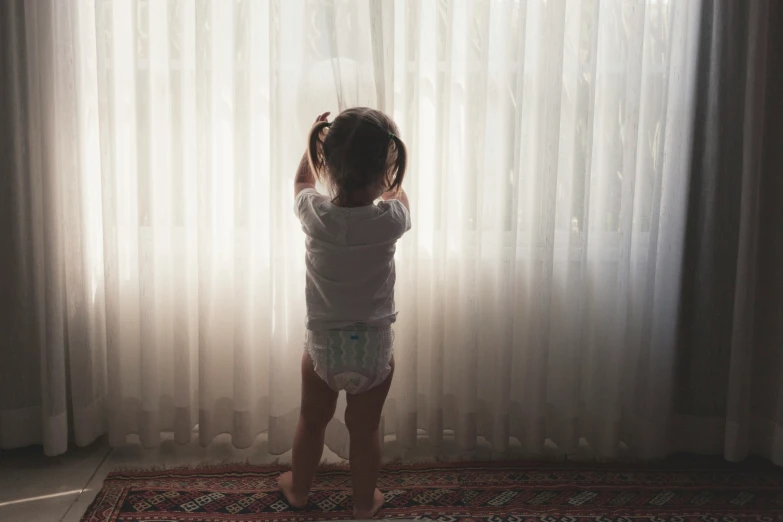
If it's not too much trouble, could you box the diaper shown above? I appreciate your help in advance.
[305,325,394,394]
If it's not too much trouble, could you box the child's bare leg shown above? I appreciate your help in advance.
[278,353,338,508]
[345,359,394,519]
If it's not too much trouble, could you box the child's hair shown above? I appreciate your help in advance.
[307,107,406,204]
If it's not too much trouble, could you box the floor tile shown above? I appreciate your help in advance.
[0,438,111,522]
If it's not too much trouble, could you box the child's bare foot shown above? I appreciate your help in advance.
[277,471,308,509]
[353,488,384,519]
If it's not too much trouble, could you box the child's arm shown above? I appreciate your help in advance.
[381,187,409,211]
[294,112,330,197]
[294,152,316,197]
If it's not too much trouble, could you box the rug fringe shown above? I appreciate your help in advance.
[110,458,287,473]
[107,452,752,475]
[107,455,592,474]
[108,454,508,474]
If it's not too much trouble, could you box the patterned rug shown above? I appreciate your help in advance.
[81,460,783,521]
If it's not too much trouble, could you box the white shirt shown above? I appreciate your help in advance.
[295,188,411,331]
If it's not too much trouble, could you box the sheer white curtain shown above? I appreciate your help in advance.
[1,0,708,459]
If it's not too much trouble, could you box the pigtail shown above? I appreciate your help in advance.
[307,121,330,183]
[387,134,407,194]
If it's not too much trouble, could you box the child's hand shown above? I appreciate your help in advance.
[295,112,330,197]
[305,112,330,157]
[381,187,402,200]
[314,112,330,126]
[382,187,409,211]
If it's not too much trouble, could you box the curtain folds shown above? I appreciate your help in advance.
[1,0,780,465]
[675,0,783,465]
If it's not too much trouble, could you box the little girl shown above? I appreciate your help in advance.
[278,108,411,519]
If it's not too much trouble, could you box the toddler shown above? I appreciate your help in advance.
[278,108,411,520]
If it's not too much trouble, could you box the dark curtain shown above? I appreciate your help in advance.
[677,0,783,463]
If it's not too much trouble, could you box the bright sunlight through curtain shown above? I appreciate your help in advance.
[1,0,703,458]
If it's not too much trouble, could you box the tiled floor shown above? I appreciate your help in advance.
[0,439,111,522]
[0,431,516,522]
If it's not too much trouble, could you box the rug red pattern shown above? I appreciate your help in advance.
[81,460,783,521]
